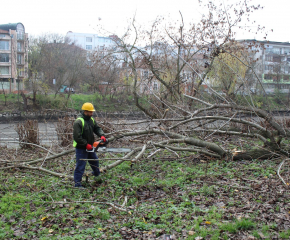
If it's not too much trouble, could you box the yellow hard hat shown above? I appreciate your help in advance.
[81,102,95,111]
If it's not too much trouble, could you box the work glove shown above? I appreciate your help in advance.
[86,144,93,151]
[101,136,107,142]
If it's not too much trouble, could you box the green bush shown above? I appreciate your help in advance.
[37,94,67,109]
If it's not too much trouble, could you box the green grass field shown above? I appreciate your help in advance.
[1,91,290,113]
[0,146,289,239]
[0,92,138,113]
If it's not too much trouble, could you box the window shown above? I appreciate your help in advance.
[0,53,9,62]
[86,45,92,50]
[17,33,24,40]
[16,23,25,33]
[285,48,290,55]
[280,84,290,89]
[143,71,148,78]
[273,56,281,63]
[272,47,280,54]
[265,47,272,53]
[0,34,6,38]
[264,74,272,80]
[153,83,158,90]
[283,75,290,81]
[0,66,9,75]
[17,54,22,64]
[17,68,25,76]
[17,42,22,51]
[86,37,92,42]
[265,65,273,71]
[0,40,9,50]
[265,55,273,62]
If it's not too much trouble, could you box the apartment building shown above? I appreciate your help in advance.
[0,22,28,93]
[65,31,116,51]
[240,39,290,93]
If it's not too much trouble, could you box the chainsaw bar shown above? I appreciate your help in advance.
[97,147,131,153]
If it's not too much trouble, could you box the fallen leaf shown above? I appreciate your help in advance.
[247,235,256,240]
[205,221,211,225]
[41,217,48,221]
[188,231,195,235]
[195,237,203,240]
[48,229,54,233]
[13,230,24,237]
[258,232,266,239]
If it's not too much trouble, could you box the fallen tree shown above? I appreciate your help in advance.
[2,99,290,187]
[2,0,290,188]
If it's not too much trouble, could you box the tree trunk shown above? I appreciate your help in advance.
[21,91,28,111]
[233,149,279,160]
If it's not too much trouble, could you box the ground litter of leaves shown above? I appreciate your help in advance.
[0,145,289,240]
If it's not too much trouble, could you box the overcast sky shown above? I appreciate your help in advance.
[1,0,289,42]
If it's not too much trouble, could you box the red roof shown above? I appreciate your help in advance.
[0,29,9,34]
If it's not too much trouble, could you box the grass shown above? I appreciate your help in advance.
[0,146,289,239]
[0,92,140,113]
[2,90,290,114]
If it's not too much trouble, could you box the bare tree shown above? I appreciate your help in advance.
[84,48,120,99]
[110,0,262,118]
[28,34,87,100]
[6,1,290,189]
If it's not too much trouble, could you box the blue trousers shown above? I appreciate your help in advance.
[74,148,100,185]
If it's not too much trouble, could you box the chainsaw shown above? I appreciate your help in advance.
[86,139,131,153]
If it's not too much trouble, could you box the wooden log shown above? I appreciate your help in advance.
[233,149,279,160]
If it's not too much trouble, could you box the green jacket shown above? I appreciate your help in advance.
[73,112,105,149]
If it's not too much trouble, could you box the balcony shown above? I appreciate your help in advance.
[17,49,24,53]
[17,71,25,77]
[0,61,11,66]
[0,66,10,76]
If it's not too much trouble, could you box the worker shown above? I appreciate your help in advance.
[73,102,107,188]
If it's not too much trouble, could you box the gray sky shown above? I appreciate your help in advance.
[2,0,289,42]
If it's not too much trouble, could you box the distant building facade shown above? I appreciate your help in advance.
[0,22,28,93]
[65,31,116,51]
[240,39,290,93]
